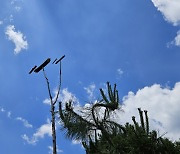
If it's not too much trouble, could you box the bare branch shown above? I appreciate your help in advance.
[55,55,65,64]
[34,58,51,73]
[29,65,37,74]
[43,68,53,105]
[53,61,62,105]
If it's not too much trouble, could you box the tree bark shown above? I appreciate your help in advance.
[43,68,57,154]
[51,104,57,154]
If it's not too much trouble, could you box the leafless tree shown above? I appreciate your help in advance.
[29,55,65,154]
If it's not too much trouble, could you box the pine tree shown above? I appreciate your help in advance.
[59,82,180,154]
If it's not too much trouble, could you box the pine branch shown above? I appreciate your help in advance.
[59,102,96,141]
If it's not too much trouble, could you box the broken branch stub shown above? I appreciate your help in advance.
[55,55,65,64]
[34,58,51,73]
[52,58,57,64]
[29,65,37,74]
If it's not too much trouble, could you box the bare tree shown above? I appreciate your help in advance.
[29,55,65,154]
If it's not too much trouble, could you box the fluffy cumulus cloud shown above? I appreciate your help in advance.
[151,0,180,47]
[5,25,28,54]
[151,0,180,26]
[61,88,78,104]
[22,119,51,145]
[43,88,78,105]
[16,117,33,128]
[118,82,180,140]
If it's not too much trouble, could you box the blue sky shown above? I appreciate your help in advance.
[1,0,180,153]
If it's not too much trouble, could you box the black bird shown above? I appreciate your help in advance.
[34,58,51,73]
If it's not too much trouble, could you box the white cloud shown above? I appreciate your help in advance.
[22,119,51,145]
[34,120,51,138]
[151,1,180,47]
[42,90,56,105]
[0,107,5,112]
[72,139,81,145]
[84,84,96,100]
[117,68,123,75]
[43,98,51,105]
[151,0,180,26]
[0,107,12,118]
[43,88,59,105]
[22,134,36,145]
[61,88,78,104]
[117,68,123,78]
[43,88,78,105]
[5,25,28,54]
[0,21,3,25]
[118,82,180,140]
[7,111,11,118]
[16,117,33,128]
[172,31,180,47]
[48,145,63,154]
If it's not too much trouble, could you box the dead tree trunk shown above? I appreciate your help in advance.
[30,56,65,154]
[43,68,57,154]
[51,104,57,154]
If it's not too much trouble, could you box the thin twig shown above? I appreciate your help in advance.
[43,68,53,105]
[54,61,62,105]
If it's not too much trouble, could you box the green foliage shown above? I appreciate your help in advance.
[59,101,95,141]
[59,82,180,154]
